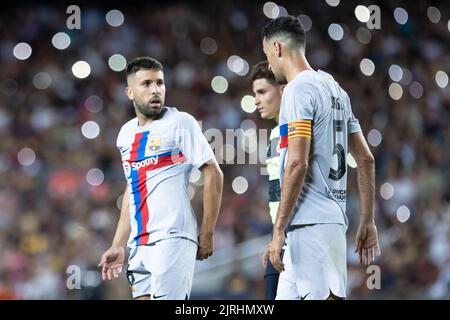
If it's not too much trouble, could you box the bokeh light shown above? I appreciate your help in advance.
[81,121,100,139]
[106,9,125,27]
[13,42,32,60]
[241,95,256,113]
[72,61,91,79]
[211,76,228,94]
[232,176,249,194]
[17,148,36,166]
[52,32,71,50]
[86,168,104,186]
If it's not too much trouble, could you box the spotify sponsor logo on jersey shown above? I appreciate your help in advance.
[123,157,160,177]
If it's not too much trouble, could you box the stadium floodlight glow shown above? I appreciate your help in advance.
[367,129,382,147]
[297,14,312,32]
[435,71,449,88]
[394,8,408,25]
[388,83,403,100]
[211,76,228,94]
[427,6,441,24]
[328,23,344,41]
[106,9,125,27]
[81,120,100,139]
[232,176,249,194]
[263,2,279,19]
[359,58,375,76]
[448,20,450,32]
[409,81,423,99]
[325,0,340,7]
[33,72,52,90]
[396,206,410,223]
[241,95,256,113]
[17,148,36,166]
[388,64,403,82]
[52,32,71,50]
[85,96,103,113]
[380,183,395,200]
[72,61,91,79]
[355,5,370,23]
[13,42,32,60]
[200,37,217,55]
[108,54,127,72]
[86,168,104,186]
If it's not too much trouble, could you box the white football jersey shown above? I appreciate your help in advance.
[116,107,216,249]
[279,70,362,229]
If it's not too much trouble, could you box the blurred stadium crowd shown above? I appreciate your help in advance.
[0,0,449,299]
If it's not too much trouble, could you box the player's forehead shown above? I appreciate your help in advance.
[130,68,164,82]
[253,78,274,91]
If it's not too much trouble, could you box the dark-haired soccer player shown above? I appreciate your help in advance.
[250,61,285,299]
[261,16,380,300]
[98,57,223,300]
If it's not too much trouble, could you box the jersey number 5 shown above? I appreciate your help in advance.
[329,98,346,181]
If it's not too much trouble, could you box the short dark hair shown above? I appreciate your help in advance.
[125,57,163,77]
[261,15,306,51]
[250,61,277,86]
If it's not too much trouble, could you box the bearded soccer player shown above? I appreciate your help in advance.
[98,57,223,300]
[262,16,380,300]
[250,61,284,299]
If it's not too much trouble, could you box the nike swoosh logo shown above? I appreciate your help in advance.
[300,292,310,300]
[152,293,168,299]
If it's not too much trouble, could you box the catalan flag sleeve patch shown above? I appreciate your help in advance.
[288,120,312,139]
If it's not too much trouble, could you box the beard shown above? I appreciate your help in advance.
[274,70,287,84]
[133,98,164,119]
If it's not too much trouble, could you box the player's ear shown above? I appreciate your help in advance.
[279,84,286,95]
[125,86,133,101]
[274,41,282,58]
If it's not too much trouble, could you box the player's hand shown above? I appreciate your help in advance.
[262,244,270,269]
[98,244,125,281]
[269,231,285,272]
[197,232,213,261]
[355,221,381,266]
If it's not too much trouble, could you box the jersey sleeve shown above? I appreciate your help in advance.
[282,83,314,140]
[178,112,217,169]
[344,93,362,134]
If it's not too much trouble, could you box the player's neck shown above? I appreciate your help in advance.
[136,108,166,126]
[285,55,313,82]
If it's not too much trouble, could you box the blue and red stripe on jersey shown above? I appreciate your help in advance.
[280,123,288,149]
[128,131,186,246]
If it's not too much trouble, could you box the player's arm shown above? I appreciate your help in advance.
[98,186,130,280]
[112,186,131,247]
[349,132,380,266]
[269,137,311,272]
[197,161,223,260]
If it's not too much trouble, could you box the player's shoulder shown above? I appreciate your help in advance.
[172,108,199,127]
[285,70,320,95]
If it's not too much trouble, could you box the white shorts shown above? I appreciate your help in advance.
[126,237,197,300]
[276,223,347,300]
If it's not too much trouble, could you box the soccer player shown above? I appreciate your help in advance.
[261,16,381,300]
[250,61,284,300]
[98,57,224,300]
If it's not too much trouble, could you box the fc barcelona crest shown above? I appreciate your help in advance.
[148,138,161,151]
